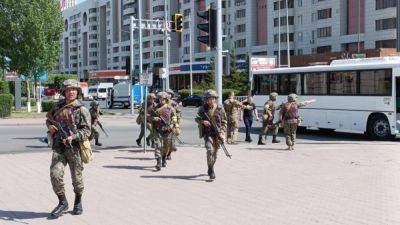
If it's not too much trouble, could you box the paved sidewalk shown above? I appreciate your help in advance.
[1,140,400,225]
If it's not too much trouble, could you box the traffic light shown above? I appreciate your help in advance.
[172,13,183,32]
[197,8,217,48]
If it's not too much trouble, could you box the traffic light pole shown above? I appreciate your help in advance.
[139,0,144,103]
[216,0,223,105]
[130,16,135,115]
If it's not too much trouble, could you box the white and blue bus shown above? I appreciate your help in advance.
[252,57,400,139]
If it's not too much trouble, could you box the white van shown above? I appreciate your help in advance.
[89,83,114,100]
[106,82,130,109]
[88,85,98,100]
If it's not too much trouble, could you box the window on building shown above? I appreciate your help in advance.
[316,45,332,53]
[376,0,397,10]
[375,18,396,30]
[236,9,246,18]
[318,8,332,20]
[297,0,303,7]
[375,39,396,48]
[297,15,303,25]
[317,27,332,38]
[235,39,246,48]
[236,24,246,33]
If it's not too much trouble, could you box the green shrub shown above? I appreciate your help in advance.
[0,94,13,118]
[178,89,204,100]
[0,80,10,94]
[22,98,36,107]
[42,100,56,112]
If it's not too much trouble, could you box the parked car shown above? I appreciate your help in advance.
[43,88,56,97]
[181,94,204,107]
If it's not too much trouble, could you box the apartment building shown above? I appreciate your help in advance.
[57,0,398,87]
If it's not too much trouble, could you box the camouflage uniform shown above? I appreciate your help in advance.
[279,94,307,150]
[150,92,177,170]
[46,79,91,218]
[258,92,281,145]
[166,89,181,159]
[223,96,242,144]
[89,101,102,146]
[195,90,227,180]
[136,93,156,147]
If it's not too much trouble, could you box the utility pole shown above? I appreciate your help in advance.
[278,1,281,67]
[130,16,134,114]
[357,0,361,53]
[164,0,170,91]
[216,0,223,105]
[286,0,290,67]
[189,13,193,96]
[139,0,143,103]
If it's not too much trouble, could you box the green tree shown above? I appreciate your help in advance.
[0,0,64,111]
[223,51,249,95]
[196,57,215,91]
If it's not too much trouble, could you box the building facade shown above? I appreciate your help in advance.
[57,0,398,87]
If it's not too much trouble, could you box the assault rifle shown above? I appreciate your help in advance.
[158,116,184,145]
[47,117,77,159]
[96,121,109,137]
[202,112,232,159]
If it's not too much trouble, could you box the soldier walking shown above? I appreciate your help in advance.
[46,79,91,218]
[258,92,281,145]
[136,93,156,147]
[89,101,103,146]
[195,90,227,180]
[166,89,181,160]
[280,94,315,150]
[223,91,242,144]
[150,92,178,171]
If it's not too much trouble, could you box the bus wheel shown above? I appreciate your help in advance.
[368,115,391,140]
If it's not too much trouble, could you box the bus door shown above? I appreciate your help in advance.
[396,76,400,132]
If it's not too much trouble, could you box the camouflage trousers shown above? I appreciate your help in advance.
[283,123,298,147]
[226,121,238,144]
[259,122,279,138]
[204,136,220,167]
[154,133,172,159]
[50,149,84,195]
[89,125,100,141]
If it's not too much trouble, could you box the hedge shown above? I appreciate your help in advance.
[42,100,56,112]
[22,98,36,107]
[0,94,13,118]
[0,80,10,94]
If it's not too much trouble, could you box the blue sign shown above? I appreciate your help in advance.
[132,84,143,104]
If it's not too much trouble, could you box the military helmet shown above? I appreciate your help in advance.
[62,79,81,96]
[269,92,278,99]
[157,91,168,99]
[147,93,156,99]
[288,93,297,102]
[204,89,218,99]
[166,89,174,97]
[90,101,99,107]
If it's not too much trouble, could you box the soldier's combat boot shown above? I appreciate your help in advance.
[49,194,69,219]
[162,156,167,167]
[95,138,102,146]
[258,136,265,145]
[272,135,280,143]
[72,194,83,215]
[209,166,216,180]
[146,137,150,146]
[136,138,142,147]
[155,158,161,171]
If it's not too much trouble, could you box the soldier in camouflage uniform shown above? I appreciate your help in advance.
[46,79,91,218]
[89,101,103,146]
[280,94,315,150]
[195,90,227,180]
[223,91,242,144]
[150,92,178,171]
[166,89,181,160]
[258,92,281,145]
[136,93,156,147]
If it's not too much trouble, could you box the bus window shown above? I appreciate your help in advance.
[254,74,278,95]
[360,69,391,96]
[329,71,357,95]
[98,88,107,93]
[289,74,302,95]
[304,72,328,95]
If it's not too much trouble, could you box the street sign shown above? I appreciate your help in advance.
[250,56,276,72]
[139,72,153,86]
[159,68,167,79]
[352,53,366,59]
